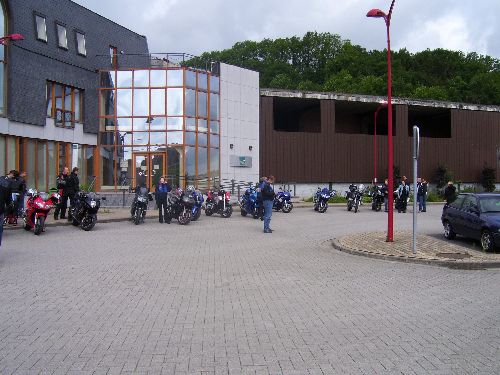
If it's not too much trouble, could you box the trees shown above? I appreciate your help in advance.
[191,32,500,105]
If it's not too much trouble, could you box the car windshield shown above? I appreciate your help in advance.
[479,196,500,213]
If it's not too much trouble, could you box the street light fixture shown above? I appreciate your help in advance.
[0,33,24,45]
[367,0,396,242]
[373,103,387,183]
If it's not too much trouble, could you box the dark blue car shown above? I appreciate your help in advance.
[441,193,500,251]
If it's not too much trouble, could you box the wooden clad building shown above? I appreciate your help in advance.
[260,89,500,183]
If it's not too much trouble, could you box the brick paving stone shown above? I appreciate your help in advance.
[0,205,499,374]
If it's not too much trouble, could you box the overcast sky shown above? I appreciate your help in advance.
[73,0,500,59]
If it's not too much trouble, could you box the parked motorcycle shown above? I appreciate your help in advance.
[166,188,194,225]
[3,192,21,226]
[370,185,385,212]
[205,188,233,218]
[239,187,260,218]
[131,186,153,225]
[23,189,60,235]
[70,191,104,231]
[273,189,293,213]
[187,186,204,221]
[345,184,364,213]
[313,187,336,213]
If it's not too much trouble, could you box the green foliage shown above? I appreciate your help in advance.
[481,165,496,192]
[426,191,444,202]
[433,164,453,190]
[192,32,500,105]
[79,183,95,192]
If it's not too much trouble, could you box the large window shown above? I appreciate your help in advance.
[0,3,5,114]
[46,81,84,126]
[35,14,47,42]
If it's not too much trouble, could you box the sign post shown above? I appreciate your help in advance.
[412,126,420,254]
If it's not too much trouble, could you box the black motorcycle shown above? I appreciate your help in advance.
[166,188,194,225]
[205,188,232,218]
[131,187,153,225]
[70,191,105,231]
[370,185,385,212]
[346,184,364,213]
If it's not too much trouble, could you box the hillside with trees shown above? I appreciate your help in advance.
[189,32,500,105]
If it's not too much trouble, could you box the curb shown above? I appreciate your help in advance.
[331,238,500,270]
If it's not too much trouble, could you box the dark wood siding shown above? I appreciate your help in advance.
[260,96,500,183]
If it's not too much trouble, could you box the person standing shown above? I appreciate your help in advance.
[5,170,21,225]
[18,171,27,217]
[262,175,275,233]
[155,177,171,224]
[64,167,80,221]
[381,178,389,212]
[396,177,410,213]
[444,181,457,206]
[0,174,12,246]
[54,167,69,220]
[256,176,267,220]
[417,178,428,212]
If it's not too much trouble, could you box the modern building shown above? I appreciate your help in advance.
[0,0,259,193]
[260,89,500,195]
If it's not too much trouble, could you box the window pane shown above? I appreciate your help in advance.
[210,121,219,134]
[6,136,16,172]
[198,91,207,118]
[186,117,196,131]
[46,82,53,116]
[116,89,132,116]
[167,131,183,145]
[35,15,47,42]
[198,132,207,147]
[64,86,71,113]
[116,71,132,87]
[150,116,166,130]
[185,131,196,146]
[48,142,56,189]
[198,72,208,91]
[167,88,183,116]
[26,140,36,188]
[185,146,196,185]
[117,147,132,188]
[150,132,166,145]
[58,143,66,174]
[118,130,132,146]
[185,70,196,88]
[167,69,183,86]
[151,89,165,115]
[134,89,149,116]
[185,89,196,117]
[0,66,3,114]
[76,32,86,56]
[198,147,208,182]
[85,146,94,186]
[100,71,116,88]
[198,119,208,133]
[57,24,67,49]
[74,89,81,122]
[210,93,219,120]
[100,89,114,116]
[210,148,219,185]
[37,142,47,190]
[134,118,148,131]
[55,84,62,109]
[133,70,149,87]
[210,134,219,148]
[210,75,220,93]
[133,132,148,145]
[100,146,115,187]
[150,70,166,86]
[167,117,183,131]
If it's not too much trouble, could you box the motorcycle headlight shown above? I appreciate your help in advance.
[321,194,329,199]
[36,201,44,208]
[90,200,97,208]
[138,196,147,203]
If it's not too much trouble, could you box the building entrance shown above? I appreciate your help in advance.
[133,153,165,190]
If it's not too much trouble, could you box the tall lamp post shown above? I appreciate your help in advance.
[373,103,387,184]
[367,0,396,242]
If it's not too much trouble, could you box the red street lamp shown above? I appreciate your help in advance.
[0,33,24,45]
[367,0,396,242]
[373,103,387,183]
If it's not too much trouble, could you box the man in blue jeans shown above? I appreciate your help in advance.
[262,175,275,233]
[0,175,12,247]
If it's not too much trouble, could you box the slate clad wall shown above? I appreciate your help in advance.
[5,0,150,134]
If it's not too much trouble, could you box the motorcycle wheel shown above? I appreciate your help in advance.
[240,208,248,217]
[347,201,352,211]
[314,203,319,211]
[252,209,260,219]
[34,216,45,235]
[134,208,142,225]
[178,209,191,225]
[71,209,79,226]
[354,200,359,213]
[221,206,233,218]
[282,202,293,213]
[81,215,96,231]
[23,216,31,231]
[192,209,201,221]
[319,202,328,213]
[205,207,213,216]
[376,202,382,212]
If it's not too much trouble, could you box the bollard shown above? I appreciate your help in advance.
[122,190,126,207]
[231,179,235,194]
[237,185,241,201]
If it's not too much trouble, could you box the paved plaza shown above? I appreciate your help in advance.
[0,205,499,374]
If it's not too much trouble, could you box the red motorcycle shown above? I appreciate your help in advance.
[204,188,232,218]
[23,189,60,235]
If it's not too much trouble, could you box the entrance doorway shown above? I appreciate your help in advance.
[133,153,165,190]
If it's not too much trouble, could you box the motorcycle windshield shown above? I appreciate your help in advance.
[138,187,148,196]
[39,192,50,202]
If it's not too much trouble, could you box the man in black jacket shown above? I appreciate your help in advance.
[262,175,275,233]
[54,167,69,220]
[65,167,80,221]
[0,175,12,247]
[444,181,456,206]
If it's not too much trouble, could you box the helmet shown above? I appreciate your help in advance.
[186,185,195,194]
[359,184,365,191]
[27,188,37,197]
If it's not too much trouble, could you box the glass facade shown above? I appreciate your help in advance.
[98,67,220,190]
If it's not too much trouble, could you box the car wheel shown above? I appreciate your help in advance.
[443,221,456,239]
[481,230,495,252]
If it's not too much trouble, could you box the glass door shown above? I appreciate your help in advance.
[133,153,148,189]
[133,152,166,190]
[150,153,165,191]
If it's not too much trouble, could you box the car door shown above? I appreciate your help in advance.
[461,196,482,239]
[445,194,465,234]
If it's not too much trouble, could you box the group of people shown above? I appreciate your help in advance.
[375,176,429,214]
[0,170,27,247]
[54,167,80,221]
